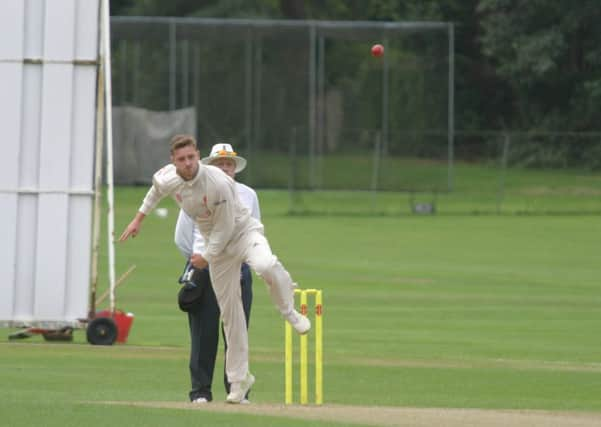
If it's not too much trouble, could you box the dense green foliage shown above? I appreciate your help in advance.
[478,0,601,130]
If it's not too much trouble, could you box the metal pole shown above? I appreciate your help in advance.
[288,127,296,212]
[181,39,189,107]
[132,41,140,105]
[193,43,200,136]
[119,41,127,105]
[101,0,117,314]
[244,30,253,184]
[382,36,389,157]
[169,18,176,110]
[371,131,382,212]
[308,24,316,189]
[253,36,262,175]
[89,0,105,319]
[447,23,455,192]
[497,133,510,214]
[316,34,325,189]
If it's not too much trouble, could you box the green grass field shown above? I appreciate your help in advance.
[280,155,601,215]
[1,187,600,426]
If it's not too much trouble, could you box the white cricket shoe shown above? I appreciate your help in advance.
[226,372,255,404]
[192,397,208,404]
[287,310,311,335]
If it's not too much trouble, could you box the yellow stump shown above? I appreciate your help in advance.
[285,320,293,404]
[299,291,308,404]
[315,289,323,404]
[285,288,323,405]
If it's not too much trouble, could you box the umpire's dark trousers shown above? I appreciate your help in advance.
[186,263,252,402]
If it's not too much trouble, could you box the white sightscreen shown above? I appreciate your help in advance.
[0,0,100,327]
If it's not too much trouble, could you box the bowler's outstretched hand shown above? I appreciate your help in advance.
[119,212,146,241]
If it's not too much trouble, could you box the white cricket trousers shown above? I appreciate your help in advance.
[209,229,296,383]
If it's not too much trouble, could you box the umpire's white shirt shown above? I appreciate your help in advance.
[174,181,261,259]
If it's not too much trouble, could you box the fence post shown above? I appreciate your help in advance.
[244,30,254,185]
[288,127,298,213]
[168,18,176,110]
[132,41,140,105]
[253,36,262,171]
[371,131,382,212]
[316,34,325,189]
[181,39,189,107]
[308,24,317,190]
[119,41,127,104]
[496,132,510,214]
[382,35,389,157]
[447,23,455,192]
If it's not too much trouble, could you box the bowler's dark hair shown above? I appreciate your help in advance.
[169,134,197,154]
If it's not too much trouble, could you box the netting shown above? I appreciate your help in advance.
[110,17,453,188]
[448,131,601,215]
[112,106,196,184]
[286,129,601,215]
[110,18,601,215]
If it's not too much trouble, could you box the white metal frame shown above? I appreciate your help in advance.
[0,0,115,329]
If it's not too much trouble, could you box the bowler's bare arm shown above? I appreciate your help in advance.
[119,212,146,241]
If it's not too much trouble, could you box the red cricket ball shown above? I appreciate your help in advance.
[371,44,384,57]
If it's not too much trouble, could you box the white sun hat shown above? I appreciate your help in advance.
[201,143,247,173]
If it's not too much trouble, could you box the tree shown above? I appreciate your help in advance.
[478,0,601,130]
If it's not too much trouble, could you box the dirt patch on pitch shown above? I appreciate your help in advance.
[96,401,601,427]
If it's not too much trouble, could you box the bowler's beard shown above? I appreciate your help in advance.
[177,164,198,181]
